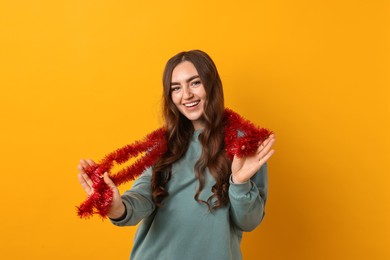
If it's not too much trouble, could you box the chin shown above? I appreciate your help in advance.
[177,103,205,126]
[184,111,203,121]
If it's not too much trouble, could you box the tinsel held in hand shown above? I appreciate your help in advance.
[77,108,272,219]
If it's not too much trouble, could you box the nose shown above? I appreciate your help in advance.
[182,86,193,99]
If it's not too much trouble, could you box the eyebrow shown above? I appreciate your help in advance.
[170,75,200,86]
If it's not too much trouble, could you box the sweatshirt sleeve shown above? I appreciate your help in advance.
[110,167,156,226]
[228,163,268,232]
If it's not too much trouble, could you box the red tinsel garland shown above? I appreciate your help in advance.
[77,108,272,218]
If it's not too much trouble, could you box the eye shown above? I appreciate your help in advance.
[191,80,201,87]
[171,86,181,92]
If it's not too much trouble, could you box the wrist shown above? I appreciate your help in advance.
[108,202,126,220]
[231,174,248,184]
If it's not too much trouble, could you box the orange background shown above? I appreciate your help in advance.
[0,0,389,259]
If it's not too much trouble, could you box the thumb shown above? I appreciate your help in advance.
[103,172,116,189]
[232,154,244,163]
[232,155,244,171]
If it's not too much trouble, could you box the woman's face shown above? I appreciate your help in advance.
[170,61,207,130]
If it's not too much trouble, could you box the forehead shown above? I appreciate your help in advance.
[171,61,199,82]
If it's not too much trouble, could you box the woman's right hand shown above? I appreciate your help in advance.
[77,159,126,219]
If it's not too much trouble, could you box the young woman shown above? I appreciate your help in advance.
[78,50,275,259]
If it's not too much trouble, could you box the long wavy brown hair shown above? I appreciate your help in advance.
[151,50,231,210]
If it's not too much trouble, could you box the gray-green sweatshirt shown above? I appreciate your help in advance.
[111,129,268,259]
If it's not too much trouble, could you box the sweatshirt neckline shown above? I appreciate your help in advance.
[192,128,203,141]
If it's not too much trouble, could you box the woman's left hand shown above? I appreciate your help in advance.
[231,134,275,184]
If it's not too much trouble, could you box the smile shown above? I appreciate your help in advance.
[183,101,200,108]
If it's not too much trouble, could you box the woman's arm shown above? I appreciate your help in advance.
[78,159,155,226]
[110,168,156,226]
[228,134,274,231]
[229,164,268,231]
[78,159,126,219]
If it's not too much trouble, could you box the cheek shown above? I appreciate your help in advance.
[198,86,207,99]
[199,89,207,101]
[171,93,181,106]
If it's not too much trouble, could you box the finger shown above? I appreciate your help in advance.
[79,159,89,169]
[258,138,276,159]
[78,173,93,195]
[264,134,275,145]
[79,170,94,189]
[232,155,245,173]
[83,172,94,188]
[103,172,117,190]
[77,164,86,174]
[258,134,274,148]
[257,135,275,154]
[258,134,275,145]
[258,149,275,166]
[86,159,96,167]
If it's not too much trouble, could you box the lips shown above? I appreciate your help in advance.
[183,101,200,108]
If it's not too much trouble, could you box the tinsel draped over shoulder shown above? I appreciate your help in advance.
[77,108,272,218]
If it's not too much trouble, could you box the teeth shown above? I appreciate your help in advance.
[184,101,199,107]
